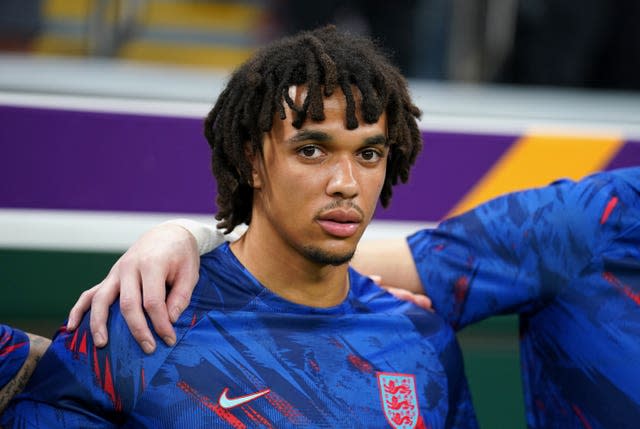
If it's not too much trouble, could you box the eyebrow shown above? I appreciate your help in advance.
[364,134,388,147]
[287,130,388,147]
[287,130,331,144]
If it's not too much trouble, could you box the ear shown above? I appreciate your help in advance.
[245,145,263,189]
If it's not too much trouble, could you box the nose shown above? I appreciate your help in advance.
[326,156,359,199]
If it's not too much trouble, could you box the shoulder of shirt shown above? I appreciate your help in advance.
[597,167,640,194]
[565,168,640,215]
[175,243,264,324]
[348,268,452,343]
[557,167,639,194]
[348,267,441,316]
[0,324,28,345]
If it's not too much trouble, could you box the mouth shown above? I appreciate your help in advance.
[316,210,362,238]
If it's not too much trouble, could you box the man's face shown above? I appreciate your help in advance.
[250,86,388,266]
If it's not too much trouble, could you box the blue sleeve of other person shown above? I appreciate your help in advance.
[0,325,30,389]
[0,305,186,428]
[408,167,640,329]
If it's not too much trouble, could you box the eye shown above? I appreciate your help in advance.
[359,148,383,162]
[297,145,324,159]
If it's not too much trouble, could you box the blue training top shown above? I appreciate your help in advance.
[2,243,477,428]
[0,324,29,389]
[409,167,640,429]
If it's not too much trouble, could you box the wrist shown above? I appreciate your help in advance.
[162,219,221,255]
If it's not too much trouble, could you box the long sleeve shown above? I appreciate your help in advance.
[0,305,181,428]
[409,167,640,330]
[0,325,29,390]
[165,218,244,255]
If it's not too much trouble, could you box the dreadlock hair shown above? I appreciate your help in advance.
[204,25,423,233]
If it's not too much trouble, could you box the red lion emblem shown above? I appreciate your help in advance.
[377,372,420,429]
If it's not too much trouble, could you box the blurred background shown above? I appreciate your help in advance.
[1,1,640,427]
[2,0,639,87]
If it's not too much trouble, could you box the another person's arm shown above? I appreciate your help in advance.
[351,238,422,294]
[0,304,178,427]
[351,238,432,308]
[409,167,639,329]
[0,326,50,413]
[68,220,221,353]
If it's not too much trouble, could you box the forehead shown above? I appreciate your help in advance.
[282,85,387,133]
[287,85,347,115]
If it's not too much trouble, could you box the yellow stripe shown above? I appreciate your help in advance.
[119,41,254,69]
[33,35,87,55]
[144,2,262,31]
[42,0,91,20]
[42,0,261,30]
[447,133,625,218]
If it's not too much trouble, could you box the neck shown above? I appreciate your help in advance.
[229,221,350,308]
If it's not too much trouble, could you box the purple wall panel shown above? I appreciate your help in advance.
[2,105,638,222]
[375,132,515,221]
[606,140,640,170]
[1,106,515,221]
[1,106,217,214]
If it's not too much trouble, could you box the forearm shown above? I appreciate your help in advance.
[351,237,423,294]
[0,333,50,413]
[165,219,244,254]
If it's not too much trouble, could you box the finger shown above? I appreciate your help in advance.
[139,267,175,346]
[119,270,156,354]
[165,263,199,324]
[88,277,121,347]
[383,286,433,311]
[384,287,413,301]
[409,294,433,311]
[67,285,100,331]
[368,274,382,285]
[415,294,432,310]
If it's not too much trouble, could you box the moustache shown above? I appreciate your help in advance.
[315,200,365,220]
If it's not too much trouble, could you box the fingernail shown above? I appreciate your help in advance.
[141,341,155,354]
[164,336,176,347]
[170,306,181,322]
[67,319,76,330]
[94,332,105,347]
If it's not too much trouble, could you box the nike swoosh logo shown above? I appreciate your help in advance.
[218,387,271,409]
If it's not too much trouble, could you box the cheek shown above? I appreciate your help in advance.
[376,167,387,191]
[265,161,322,207]
[365,167,387,199]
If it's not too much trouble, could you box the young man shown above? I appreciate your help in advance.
[74,166,640,429]
[2,27,477,427]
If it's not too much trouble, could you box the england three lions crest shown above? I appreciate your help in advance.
[377,372,421,429]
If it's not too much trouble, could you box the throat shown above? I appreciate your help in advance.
[229,233,350,308]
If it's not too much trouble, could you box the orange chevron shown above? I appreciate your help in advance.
[447,133,625,218]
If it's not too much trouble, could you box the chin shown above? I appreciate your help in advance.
[302,246,355,266]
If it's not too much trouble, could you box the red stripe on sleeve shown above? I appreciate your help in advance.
[600,196,619,224]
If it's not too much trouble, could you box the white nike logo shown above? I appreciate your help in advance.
[218,387,271,409]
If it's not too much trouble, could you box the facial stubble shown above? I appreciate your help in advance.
[301,245,356,266]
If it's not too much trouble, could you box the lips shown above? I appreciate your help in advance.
[316,210,362,238]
